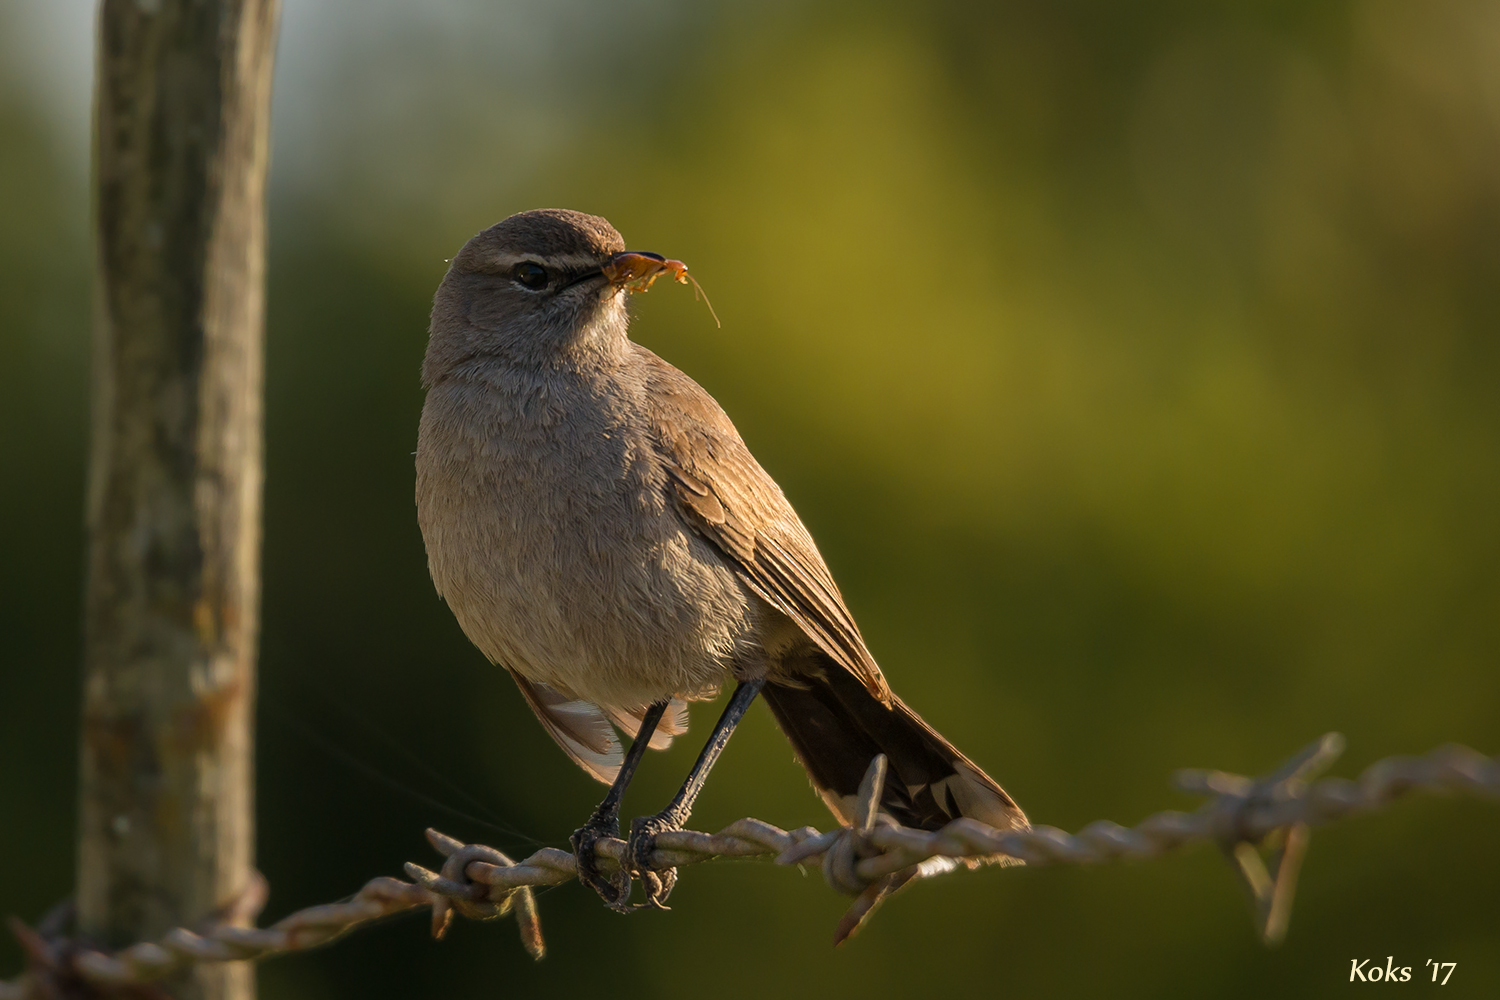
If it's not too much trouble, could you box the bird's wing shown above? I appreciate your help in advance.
[638,347,891,703]
[509,672,623,784]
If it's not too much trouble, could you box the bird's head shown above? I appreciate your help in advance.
[426,208,644,382]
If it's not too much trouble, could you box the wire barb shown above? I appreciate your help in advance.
[4,735,1495,997]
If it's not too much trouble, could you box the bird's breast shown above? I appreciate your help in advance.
[415,372,752,708]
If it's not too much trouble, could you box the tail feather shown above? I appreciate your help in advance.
[605,698,690,751]
[763,657,1027,835]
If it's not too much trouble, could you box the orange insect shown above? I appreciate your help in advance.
[602,251,721,328]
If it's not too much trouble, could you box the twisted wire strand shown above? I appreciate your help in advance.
[794,735,1500,882]
[3,735,1495,997]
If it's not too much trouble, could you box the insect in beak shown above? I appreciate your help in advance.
[603,251,721,328]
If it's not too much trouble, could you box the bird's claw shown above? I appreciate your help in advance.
[570,817,632,910]
[624,813,681,909]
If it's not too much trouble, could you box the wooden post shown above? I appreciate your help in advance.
[78,3,279,998]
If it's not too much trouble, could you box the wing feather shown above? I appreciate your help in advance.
[640,347,891,703]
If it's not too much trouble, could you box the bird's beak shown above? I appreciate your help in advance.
[560,264,610,291]
[557,252,672,293]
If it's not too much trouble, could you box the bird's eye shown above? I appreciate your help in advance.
[512,261,549,290]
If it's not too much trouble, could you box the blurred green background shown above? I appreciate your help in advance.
[2,0,1497,996]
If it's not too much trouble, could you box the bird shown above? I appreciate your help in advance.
[414,208,1028,910]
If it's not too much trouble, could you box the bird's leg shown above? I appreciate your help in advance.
[625,678,765,909]
[571,700,666,911]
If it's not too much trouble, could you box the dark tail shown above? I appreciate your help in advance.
[762,657,1028,834]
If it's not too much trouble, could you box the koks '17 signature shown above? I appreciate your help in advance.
[1349,958,1457,984]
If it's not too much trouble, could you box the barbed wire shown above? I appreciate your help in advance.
[3,733,1495,998]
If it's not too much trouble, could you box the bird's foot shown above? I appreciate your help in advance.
[570,815,632,911]
[624,812,682,910]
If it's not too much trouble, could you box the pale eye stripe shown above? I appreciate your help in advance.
[491,252,608,274]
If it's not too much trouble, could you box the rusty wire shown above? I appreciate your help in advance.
[3,734,1495,997]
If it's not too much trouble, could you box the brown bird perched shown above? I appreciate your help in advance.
[415,208,1028,910]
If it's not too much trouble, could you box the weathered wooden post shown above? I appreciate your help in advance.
[78,3,279,998]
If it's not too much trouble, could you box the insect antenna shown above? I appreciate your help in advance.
[684,273,721,328]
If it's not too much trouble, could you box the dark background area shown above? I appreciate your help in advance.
[2,1,1497,996]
